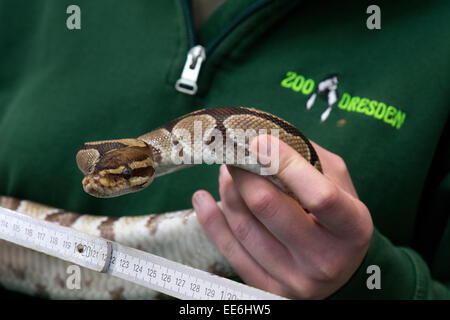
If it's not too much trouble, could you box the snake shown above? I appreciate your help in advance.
[0,107,321,299]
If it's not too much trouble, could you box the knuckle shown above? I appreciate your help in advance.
[247,189,277,219]
[308,184,339,213]
[333,154,348,173]
[292,278,321,300]
[314,262,341,283]
[231,218,252,242]
[280,155,306,178]
[284,269,332,299]
[297,254,342,287]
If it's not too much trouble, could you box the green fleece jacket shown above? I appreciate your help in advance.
[0,0,448,299]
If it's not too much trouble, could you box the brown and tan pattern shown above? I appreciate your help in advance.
[98,217,119,240]
[77,107,321,198]
[45,210,80,227]
[0,107,321,299]
[0,196,20,211]
[0,197,231,299]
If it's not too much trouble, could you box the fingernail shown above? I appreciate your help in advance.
[250,136,259,157]
[193,191,205,206]
[251,135,272,167]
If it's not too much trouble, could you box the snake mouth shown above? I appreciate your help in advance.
[82,175,152,198]
[82,176,116,198]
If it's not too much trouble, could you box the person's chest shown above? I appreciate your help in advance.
[0,1,448,246]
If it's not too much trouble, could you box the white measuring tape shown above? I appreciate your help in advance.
[0,205,286,300]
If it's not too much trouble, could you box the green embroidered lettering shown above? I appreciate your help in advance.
[302,79,315,95]
[280,70,407,129]
[292,75,305,92]
[348,97,360,112]
[281,72,314,95]
[374,102,386,119]
[338,93,351,110]
[393,110,406,129]
[366,100,377,116]
[281,71,297,88]
[356,98,370,113]
[384,106,396,125]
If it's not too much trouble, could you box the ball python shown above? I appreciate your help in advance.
[0,107,321,299]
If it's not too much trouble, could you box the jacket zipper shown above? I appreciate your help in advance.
[175,0,273,95]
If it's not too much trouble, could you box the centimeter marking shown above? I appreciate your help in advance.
[0,206,285,300]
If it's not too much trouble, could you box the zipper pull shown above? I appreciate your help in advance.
[175,45,206,95]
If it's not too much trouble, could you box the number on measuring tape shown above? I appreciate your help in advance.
[0,206,286,300]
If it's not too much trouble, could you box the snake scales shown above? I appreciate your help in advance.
[0,107,321,299]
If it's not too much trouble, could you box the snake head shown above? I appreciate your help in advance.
[76,139,155,198]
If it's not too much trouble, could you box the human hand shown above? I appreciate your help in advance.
[192,136,373,299]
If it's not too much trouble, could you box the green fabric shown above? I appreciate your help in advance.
[0,0,449,299]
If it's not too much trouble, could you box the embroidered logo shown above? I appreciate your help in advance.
[306,75,339,122]
[280,71,406,129]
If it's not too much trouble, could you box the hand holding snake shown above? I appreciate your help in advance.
[76,106,373,299]
[1,107,372,299]
[194,136,373,299]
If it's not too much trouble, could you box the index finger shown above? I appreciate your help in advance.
[251,135,365,237]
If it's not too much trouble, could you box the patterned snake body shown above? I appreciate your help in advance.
[0,107,321,299]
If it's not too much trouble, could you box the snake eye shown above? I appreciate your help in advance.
[122,167,132,179]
